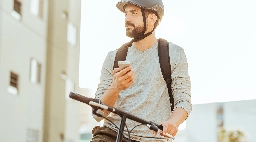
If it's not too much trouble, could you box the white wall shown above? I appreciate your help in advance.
[185,103,218,142]
[0,0,82,142]
[0,0,47,141]
[181,100,256,142]
[224,100,256,142]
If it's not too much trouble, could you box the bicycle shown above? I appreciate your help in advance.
[69,92,174,142]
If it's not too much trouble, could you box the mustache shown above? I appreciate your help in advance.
[125,22,135,28]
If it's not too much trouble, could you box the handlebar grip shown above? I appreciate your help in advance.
[150,123,175,140]
[149,121,163,131]
[158,125,163,130]
[147,124,158,131]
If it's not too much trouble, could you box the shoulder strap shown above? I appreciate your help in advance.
[113,42,132,69]
[158,38,174,111]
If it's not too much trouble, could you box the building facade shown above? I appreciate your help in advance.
[0,0,82,142]
[175,100,256,142]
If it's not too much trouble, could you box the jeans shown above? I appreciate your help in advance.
[90,126,139,142]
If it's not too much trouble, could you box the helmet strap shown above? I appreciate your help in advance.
[142,9,147,35]
[133,8,155,42]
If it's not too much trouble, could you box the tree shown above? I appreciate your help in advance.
[218,128,247,142]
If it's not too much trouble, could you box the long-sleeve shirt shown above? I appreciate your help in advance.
[93,41,192,142]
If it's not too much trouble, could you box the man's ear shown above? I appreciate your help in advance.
[147,13,158,26]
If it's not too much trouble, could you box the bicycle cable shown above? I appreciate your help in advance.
[95,109,157,142]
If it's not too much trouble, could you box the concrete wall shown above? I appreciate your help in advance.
[43,0,68,140]
[185,103,218,142]
[43,0,81,141]
[0,0,81,142]
[0,0,47,141]
[0,0,3,86]
[64,1,82,139]
[175,100,256,142]
[223,100,256,142]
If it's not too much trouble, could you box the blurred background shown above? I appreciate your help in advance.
[0,0,255,142]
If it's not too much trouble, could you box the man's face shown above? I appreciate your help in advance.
[124,4,144,38]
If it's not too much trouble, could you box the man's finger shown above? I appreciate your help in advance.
[119,66,131,75]
[165,133,174,138]
[153,131,157,137]
[161,123,168,135]
[168,125,178,136]
[113,68,120,74]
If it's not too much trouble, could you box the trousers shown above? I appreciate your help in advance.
[90,126,139,142]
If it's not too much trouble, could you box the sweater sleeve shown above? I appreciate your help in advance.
[169,43,192,116]
[92,50,116,122]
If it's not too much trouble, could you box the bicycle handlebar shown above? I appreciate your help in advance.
[69,91,173,139]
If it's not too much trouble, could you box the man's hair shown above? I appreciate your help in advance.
[144,9,160,29]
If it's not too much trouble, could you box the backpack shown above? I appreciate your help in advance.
[113,38,174,111]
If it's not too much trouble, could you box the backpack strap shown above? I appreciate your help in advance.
[158,38,174,111]
[113,42,132,69]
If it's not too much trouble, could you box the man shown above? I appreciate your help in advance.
[91,0,192,141]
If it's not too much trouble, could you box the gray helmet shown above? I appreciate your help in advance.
[116,0,164,21]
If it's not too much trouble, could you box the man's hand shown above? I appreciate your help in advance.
[153,108,188,138]
[153,120,178,138]
[100,66,134,113]
[111,66,134,90]
[160,120,178,137]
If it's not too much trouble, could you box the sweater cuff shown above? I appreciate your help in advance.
[174,100,192,117]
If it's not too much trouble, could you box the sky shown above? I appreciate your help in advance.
[79,0,256,104]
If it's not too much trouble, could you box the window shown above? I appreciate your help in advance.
[12,0,22,20]
[67,22,77,46]
[8,71,19,95]
[30,58,41,84]
[60,72,75,101]
[30,0,43,18]
[14,0,22,15]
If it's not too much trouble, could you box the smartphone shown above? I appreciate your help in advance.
[118,61,130,70]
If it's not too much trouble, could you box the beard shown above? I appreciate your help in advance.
[125,22,144,38]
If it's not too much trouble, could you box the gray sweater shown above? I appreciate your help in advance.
[94,42,192,142]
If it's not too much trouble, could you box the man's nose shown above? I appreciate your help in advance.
[125,14,131,22]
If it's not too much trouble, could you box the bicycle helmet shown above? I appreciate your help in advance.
[116,0,164,42]
[116,0,164,21]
